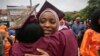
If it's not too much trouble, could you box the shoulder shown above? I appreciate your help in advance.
[48,28,76,43]
[85,29,94,34]
[83,29,95,38]
[51,28,69,39]
[11,42,20,53]
[59,28,75,37]
[52,28,76,43]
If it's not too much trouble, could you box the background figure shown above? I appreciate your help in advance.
[58,18,68,31]
[0,24,12,56]
[72,16,85,47]
[80,9,100,56]
[8,28,15,36]
[0,33,4,56]
[84,18,91,29]
[8,28,15,43]
[0,24,6,56]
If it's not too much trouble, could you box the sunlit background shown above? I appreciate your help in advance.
[0,0,88,12]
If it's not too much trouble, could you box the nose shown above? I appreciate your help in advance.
[44,21,50,27]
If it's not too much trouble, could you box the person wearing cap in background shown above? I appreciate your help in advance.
[80,9,100,56]
[10,1,78,56]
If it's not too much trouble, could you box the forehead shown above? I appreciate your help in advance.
[40,11,56,18]
[43,11,54,15]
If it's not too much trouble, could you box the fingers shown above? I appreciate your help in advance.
[36,48,49,56]
[25,54,41,56]
[25,54,34,56]
[36,48,47,54]
[24,48,49,56]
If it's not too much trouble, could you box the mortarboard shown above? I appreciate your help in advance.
[10,4,39,29]
[37,1,65,20]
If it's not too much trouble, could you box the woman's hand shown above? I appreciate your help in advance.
[25,48,49,56]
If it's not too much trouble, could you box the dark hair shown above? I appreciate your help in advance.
[90,9,100,33]
[15,23,44,43]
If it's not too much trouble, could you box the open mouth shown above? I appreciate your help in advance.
[44,30,52,36]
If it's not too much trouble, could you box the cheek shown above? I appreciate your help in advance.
[51,24,58,32]
[40,21,59,32]
[40,23,44,29]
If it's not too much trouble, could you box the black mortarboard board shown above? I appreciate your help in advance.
[11,4,39,29]
[37,1,65,20]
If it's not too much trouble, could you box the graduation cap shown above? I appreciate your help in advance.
[37,1,65,20]
[10,4,39,29]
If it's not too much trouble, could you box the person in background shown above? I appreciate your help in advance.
[72,16,85,47]
[0,31,4,56]
[58,18,68,30]
[8,28,15,43]
[85,18,91,29]
[80,9,100,56]
[72,16,85,37]
[64,19,71,29]
[8,28,15,36]
[0,24,6,56]
[0,24,12,56]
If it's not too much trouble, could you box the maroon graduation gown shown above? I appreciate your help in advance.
[10,28,78,56]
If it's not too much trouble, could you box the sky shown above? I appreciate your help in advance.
[0,0,89,12]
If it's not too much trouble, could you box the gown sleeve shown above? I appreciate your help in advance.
[60,28,78,56]
[48,28,78,56]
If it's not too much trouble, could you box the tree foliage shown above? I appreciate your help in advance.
[79,0,100,19]
[64,12,73,21]
[64,0,100,21]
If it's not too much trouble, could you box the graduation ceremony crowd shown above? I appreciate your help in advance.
[0,1,100,56]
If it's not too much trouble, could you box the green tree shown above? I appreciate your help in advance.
[88,0,100,16]
[79,0,100,19]
[64,12,73,21]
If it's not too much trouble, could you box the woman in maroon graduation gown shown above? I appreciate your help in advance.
[36,1,78,56]
[10,1,78,56]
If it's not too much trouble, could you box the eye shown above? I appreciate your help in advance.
[49,18,56,24]
[39,18,46,24]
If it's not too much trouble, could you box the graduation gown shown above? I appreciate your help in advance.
[80,29,100,56]
[10,28,78,56]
